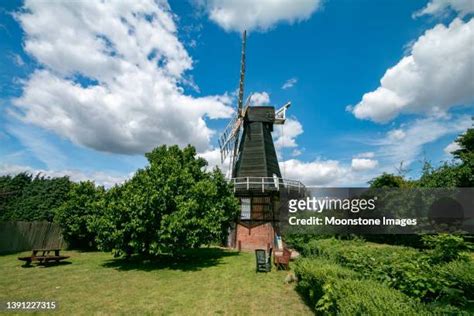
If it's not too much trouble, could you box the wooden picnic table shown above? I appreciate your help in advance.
[18,248,69,266]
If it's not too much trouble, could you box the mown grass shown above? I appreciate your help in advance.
[0,248,311,315]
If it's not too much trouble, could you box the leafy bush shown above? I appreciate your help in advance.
[422,234,470,263]
[438,260,474,305]
[316,278,428,315]
[301,238,474,306]
[294,258,357,309]
[55,181,105,249]
[294,255,468,315]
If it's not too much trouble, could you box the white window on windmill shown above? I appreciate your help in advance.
[240,198,251,220]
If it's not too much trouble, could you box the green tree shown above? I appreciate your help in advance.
[418,127,473,188]
[93,145,239,257]
[0,173,72,221]
[368,173,409,188]
[55,181,105,249]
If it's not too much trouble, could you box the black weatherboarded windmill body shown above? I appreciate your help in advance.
[219,31,305,250]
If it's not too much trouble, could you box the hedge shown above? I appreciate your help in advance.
[301,238,473,306]
[293,257,446,315]
[294,258,358,310]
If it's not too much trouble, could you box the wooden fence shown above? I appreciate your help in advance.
[0,221,66,254]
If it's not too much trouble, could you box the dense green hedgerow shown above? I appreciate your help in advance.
[438,260,474,304]
[301,238,473,306]
[293,257,445,315]
[294,256,468,315]
[294,258,358,310]
[316,278,428,316]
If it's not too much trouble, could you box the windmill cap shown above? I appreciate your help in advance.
[246,106,275,123]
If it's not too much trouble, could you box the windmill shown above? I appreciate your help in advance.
[219,31,292,179]
[219,31,301,251]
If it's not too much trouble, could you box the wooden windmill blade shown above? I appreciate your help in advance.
[230,30,247,176]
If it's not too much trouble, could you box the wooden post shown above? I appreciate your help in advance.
[238,240,242,251]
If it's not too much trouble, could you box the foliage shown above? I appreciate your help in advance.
[452,128,474,162]
[368,172,410,188]
[54,181,105,249]
[418,127,473,188]
[316,278,430,315]
[301,238,473,306]
[418,161,472,188]
[438,260,474,304]
[93,145,239,257]
[283,233,331,252]
[293,257,439,315]
[422,234,470,264]
[0,173,72,222]
[294,257,358,310]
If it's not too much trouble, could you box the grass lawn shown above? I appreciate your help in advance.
[0,248,311,315]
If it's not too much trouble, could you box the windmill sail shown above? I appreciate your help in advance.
[219,30,247,171]
[231,30,247,176]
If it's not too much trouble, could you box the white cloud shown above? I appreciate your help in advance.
[249,91,270,106]
[374,115,471,166]
[354,152,375,158]
[291,148,303,157]
[198,148,231,176]
[12,0,234,155]
[0,164,128,188]
[414,0,474,18]
[200,0,322,32]
[351,18,474,123]
[351,158,378,171]
[387,129,406,141]
[282,77,297,90]
[273,117,304,149]
[280,159,348,186]
[444,141,461,155]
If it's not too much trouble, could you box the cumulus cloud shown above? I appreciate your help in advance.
[414,0,474,18]
[273,117,304,149]
[200,0,322,32]
[280,159,348,186]
[351,18,474,123]
[282,77,297,90]
[198,148,231,176]
[0,164,128,188]
[444,141,461,155]
[249,91,270,106]
[351,158,378,171]
[12,0,234,155]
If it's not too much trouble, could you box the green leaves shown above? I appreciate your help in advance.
[54,181,105,249]
[0,173,72,222]
[94,145,239,257]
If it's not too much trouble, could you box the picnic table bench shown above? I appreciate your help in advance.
[18,248,69,266]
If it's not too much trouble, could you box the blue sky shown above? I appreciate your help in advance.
[0,0,473,187]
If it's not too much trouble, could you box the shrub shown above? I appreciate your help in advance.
[438,260,474,305]
[55,181,105,249]
[300,238,473,305]
[422,234,470,264]
[294,258,357,309]
[316,278,426,315]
